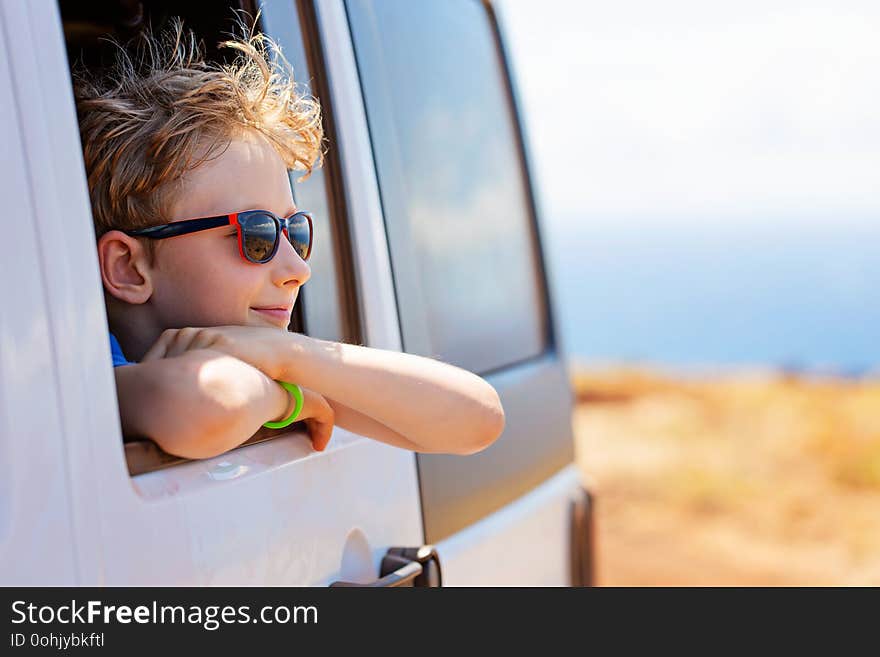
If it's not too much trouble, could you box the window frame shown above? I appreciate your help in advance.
[295,0,363,345]
[58,0,361,475]
[262,0,363,345]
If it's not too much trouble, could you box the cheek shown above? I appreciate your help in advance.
[152,240,264,326]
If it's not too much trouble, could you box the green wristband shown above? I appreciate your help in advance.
[263,381,304,429]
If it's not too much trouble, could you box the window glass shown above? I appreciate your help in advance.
[261,1,356,344]
[346,0,547,374]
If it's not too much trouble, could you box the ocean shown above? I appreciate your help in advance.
[544,215,880,375]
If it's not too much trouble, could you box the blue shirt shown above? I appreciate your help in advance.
[110,333,134,367]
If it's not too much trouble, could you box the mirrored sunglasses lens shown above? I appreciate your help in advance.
[287,214,312,260]
[242,213,278,262]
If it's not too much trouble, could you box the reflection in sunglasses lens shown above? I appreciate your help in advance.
[243,213,277,262]
[288,213,311,261]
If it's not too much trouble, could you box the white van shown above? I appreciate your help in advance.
[0,0,593,586]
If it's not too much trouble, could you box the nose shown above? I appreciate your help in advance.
[271,234,311,288]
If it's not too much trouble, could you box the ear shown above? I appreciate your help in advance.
[97,230,155,305]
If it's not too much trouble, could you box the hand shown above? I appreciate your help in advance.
[295,386,335,451]
[142,326,297,381]
[144,328,333,450]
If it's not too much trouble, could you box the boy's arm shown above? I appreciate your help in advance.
[114,349,295,459]
[145,327,506,455]
[326,397,435,453]
[291,337,505,455]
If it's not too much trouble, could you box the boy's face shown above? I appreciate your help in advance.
[144,132,311,331]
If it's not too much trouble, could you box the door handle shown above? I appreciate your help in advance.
[570,486,596,587]
[330,545,442,587]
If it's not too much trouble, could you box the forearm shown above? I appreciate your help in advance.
[281,335,505,454]
[327,397,434,453]
[135,325,503,455]
[117,350,289,459]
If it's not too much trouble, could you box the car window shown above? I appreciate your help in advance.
[261,1,360,345]
[346,0,548,375]
[60,0,359,474]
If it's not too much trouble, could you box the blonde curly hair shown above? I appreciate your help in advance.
[73,17,324,258]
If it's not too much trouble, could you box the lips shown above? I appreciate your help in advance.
[251,306,293,325]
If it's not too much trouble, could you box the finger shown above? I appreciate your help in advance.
[314,426,332,451]
[188,328,221,352]
[163,327,203,358]
[307,419,333,452]
[140,328,177,361]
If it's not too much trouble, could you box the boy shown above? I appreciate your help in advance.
[75,20,504,460]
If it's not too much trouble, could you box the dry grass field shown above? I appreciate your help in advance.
[571,366,880,586]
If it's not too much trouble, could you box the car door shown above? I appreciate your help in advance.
[0,0,425,586]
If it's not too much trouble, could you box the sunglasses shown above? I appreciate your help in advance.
[123,209,313,264]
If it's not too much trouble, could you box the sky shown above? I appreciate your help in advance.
[496,1,880,370]
[498,0,880,227]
